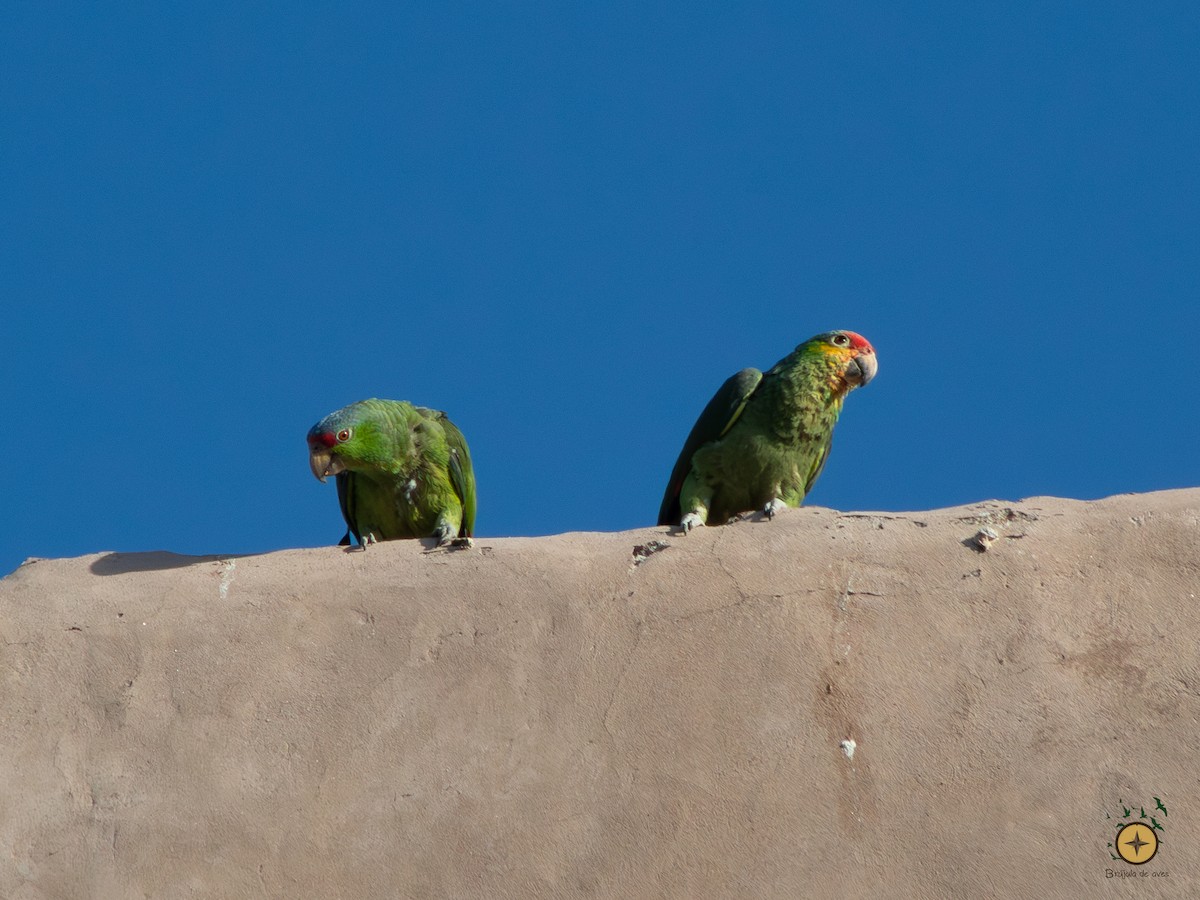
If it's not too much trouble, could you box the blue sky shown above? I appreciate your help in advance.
[4,3,1198,576]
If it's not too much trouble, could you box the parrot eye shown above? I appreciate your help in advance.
[831,333,850,347]
[336,429,352,443]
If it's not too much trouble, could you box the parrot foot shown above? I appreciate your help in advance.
[679,512,705,534]
[762,499,788,520]
[361,532,378,547]
[425,535,473,553]
[432,525,472,549]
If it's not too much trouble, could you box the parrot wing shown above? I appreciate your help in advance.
[804,438,834,497]
[439,415,477,537]
[657,367,764,526]
[335,471,361,546]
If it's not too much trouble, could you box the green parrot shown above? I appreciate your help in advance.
[307,398,476,547]
[658,330,877,532]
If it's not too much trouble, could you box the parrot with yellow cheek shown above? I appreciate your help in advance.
[658,330,877,532]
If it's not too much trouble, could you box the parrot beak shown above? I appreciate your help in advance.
[308,445,346,483]
[843,351,877,389]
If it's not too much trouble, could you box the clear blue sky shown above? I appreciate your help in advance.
[4,3,1198,576]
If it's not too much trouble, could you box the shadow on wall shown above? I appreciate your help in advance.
[87,542,379,575]
[89,551,246,576]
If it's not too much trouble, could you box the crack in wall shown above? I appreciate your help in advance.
[601,621,645,744]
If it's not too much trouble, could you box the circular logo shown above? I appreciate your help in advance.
[1115,822,1159,865]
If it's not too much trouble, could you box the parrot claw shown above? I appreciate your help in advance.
[361,532,378,547]
[762,499,788,520]
[679,513,705,534]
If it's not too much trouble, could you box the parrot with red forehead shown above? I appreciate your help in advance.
[307,399,476,547]
[658,330,877,532]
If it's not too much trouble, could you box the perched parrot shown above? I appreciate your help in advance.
[658,330,877,532]
[307,398,476,547]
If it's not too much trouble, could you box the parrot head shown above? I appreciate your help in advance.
[307,401,385,482]
[805,330,877,392]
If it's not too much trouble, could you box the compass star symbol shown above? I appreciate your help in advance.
[1125,832,1149,855]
